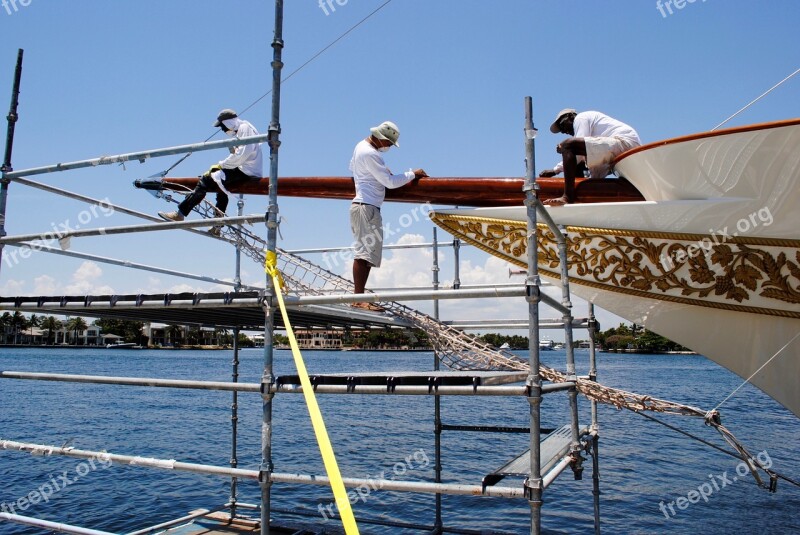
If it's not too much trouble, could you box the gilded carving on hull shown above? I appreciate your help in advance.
[432,213,800,319]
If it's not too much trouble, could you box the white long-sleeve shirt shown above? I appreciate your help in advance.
[219,117,264,178]
[349,139,415,207]
[552,111,640,174]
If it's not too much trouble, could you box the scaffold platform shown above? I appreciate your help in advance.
[0,291,414,330]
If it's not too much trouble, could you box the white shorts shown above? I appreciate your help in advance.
[584,136,638,178]
[350,203,383,267]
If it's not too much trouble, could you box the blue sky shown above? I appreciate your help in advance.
[0,0,798,335]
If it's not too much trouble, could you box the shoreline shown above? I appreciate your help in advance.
[600,349,698,355]
[0,344,436,352]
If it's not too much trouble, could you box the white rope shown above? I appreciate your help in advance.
[712,330,800,413]
[712,67,800,131]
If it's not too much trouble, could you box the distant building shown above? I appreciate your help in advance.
[295,330,343,349]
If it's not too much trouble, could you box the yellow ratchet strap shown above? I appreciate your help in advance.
[264,250,359,534]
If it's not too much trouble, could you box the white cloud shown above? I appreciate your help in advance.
[33,275,58,294]
[63,261,114,294]
[0,278,26,295]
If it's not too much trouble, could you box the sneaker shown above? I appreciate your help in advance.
[209,225,223,238]
[158,211,184,222]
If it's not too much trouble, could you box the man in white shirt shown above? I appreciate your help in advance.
[159,109,263,234]
[539,109,640,205]
[349,121,427,311]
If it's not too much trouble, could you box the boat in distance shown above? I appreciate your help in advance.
[106,341,139,349]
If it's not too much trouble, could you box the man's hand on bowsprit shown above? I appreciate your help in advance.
[413,169,429,179]
[538,169,557,177]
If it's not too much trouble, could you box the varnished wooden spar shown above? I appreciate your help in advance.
[134,176,645,206]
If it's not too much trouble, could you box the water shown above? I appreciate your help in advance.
[0,347,799,534]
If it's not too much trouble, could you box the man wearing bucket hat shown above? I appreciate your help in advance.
[159,109,263,235]
[539,109,640,205]
[349,120,428,311]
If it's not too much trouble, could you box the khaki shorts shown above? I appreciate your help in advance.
[584,136,637,178]
[350,203,383,267]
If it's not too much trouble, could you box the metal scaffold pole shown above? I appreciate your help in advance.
[0,48,23,275]
[557,222,581,457]
[522,96,543,535]
[230,326,241,519]
[432,227,443,533]
[231,192,245,518]
[588,303,601,534]
[261,1,284,533]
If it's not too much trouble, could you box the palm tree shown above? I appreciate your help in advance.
[215,326,230,346]
[66,317,89,345]
[165,324,183,346]
[11,312,28,345]
[0,312,11,344]
[28,314,41,344]
[41,316,63,345]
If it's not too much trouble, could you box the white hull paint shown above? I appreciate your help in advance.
[431,120,800,417]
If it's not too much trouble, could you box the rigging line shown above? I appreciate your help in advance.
[711,66,800,131]
[160,132,216,177]
[158,0,395,176]
[634,410,800,489]
[712,330,800,413]
[238,0,395,116]
[634,410,741,461]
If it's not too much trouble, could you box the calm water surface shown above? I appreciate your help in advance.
[0,348,798,534]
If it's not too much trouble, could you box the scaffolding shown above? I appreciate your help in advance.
[0,9,604,535]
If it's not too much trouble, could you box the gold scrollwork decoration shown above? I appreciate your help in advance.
[431,213,800,318]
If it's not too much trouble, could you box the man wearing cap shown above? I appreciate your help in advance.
[349,121,427,311]
[159,109,263,234]
[539,109,640,205]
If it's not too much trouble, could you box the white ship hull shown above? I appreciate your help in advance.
[431,119,800,417]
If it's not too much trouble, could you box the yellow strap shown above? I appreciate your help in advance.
[264,251,359,534]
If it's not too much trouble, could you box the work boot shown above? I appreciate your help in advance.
[209,225,223,238]
[158,211,184,222]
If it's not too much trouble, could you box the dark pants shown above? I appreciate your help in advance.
[178,167,253,216]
